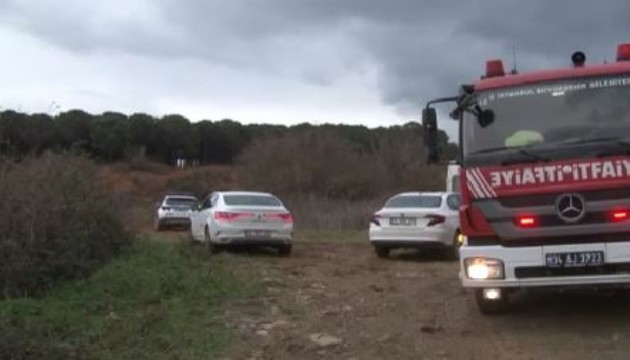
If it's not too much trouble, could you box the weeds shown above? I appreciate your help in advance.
[0,239,259,359]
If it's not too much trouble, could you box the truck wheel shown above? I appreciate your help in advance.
[374,246,390,258]
[475,288,509,315]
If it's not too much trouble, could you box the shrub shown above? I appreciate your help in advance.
[236,128,446,230]
[164,167,234,199]
[0,153,130,298]
[237,128,445,200]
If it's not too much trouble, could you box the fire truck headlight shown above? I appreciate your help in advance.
[464,258,504,280]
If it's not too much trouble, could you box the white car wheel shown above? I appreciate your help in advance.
[204,227,222,254]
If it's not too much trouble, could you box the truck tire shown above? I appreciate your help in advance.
[374,246,390,258]
[475,289,509,315]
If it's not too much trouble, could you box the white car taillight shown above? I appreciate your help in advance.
[425,214,445,226]
[266,213,294,223]
[214,212,251,222]
[370,214,382,226]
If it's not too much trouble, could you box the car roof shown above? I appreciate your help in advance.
[163,194,197,199]
[217,191,276,197]
[390,191,457,197]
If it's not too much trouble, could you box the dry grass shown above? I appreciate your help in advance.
[0,154,130,298]
[282,194,381,231]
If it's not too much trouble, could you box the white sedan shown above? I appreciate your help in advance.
[369,192,461,259]
[190,191,294,255]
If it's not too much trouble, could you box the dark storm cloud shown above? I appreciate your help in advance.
[2,0,629,111]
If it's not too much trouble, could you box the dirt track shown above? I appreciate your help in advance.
[177,238,630,360]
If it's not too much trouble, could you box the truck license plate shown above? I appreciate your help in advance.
[545,251,604,268]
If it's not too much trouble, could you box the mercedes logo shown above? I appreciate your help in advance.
[556,193,586,223]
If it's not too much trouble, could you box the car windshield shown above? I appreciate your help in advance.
[224,195,282,207]
[165,197,198,208]
[463,75,630,156]
[385,195,442,208]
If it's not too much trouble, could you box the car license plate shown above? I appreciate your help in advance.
[389,217,416,226]
[245,230,271,238]
[545,251,604,268]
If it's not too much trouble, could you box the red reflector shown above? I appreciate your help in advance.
[485,59,505,78]
[612,210,629,222]
[617,43,630,61]
[516,216,537,227]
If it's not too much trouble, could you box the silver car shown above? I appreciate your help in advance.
[190,191,294,255]
[154,194,199,231]
[369,192,461,259]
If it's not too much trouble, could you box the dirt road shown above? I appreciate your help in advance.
[183,236,630,360]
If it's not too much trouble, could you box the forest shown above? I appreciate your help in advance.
[0,109,456,165]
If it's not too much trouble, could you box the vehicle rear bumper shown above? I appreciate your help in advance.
[219,239,291,247]
[158,217,191,226]
[213,231,292,246]
[369,227,452,246]
[460,241,630,288]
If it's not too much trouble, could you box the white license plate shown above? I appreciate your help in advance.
[389,217,417,226]
[245,230,271,238]
[545,251,604,268]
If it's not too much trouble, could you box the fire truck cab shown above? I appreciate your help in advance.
[423,44,630,314]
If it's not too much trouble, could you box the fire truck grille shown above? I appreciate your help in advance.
[497,188,628,208]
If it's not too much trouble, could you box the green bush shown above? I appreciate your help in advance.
[0,154,130,298]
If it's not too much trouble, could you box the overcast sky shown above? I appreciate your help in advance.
[1,0,629,138]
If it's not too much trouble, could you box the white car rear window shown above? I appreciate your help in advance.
[165,197,198,207]
[224,195,282,207]
[385,195,442,208]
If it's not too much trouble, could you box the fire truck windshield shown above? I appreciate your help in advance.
[463,75,630,159]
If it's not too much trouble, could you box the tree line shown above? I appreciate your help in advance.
[0,109,455,164]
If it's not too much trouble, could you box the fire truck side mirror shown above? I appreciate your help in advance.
[422,107,439,164]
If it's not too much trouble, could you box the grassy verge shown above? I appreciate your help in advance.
[0,239,260,360]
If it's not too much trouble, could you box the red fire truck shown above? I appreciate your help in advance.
[423,44,630,314]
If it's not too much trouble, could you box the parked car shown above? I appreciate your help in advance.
[369,192,461,259]
[154,194,199,231]
[190,191,294,255]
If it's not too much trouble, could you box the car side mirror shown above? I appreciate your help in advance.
[422,107,440,164]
